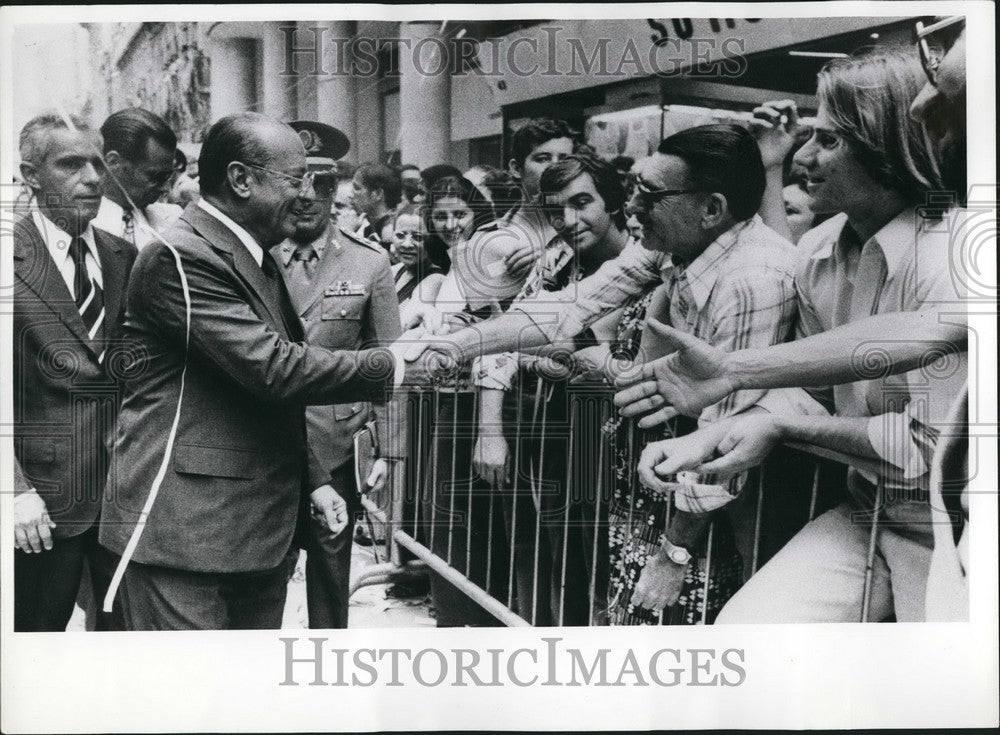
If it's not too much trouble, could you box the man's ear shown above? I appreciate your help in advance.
[104,150,124,171]
[507,158,522,181]
[702,192,728,228]
[226,162,253,200]
[19,161,40,190]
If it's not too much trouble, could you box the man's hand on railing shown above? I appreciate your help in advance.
[631,549,686,613]
[637,422,730,492]
[614,320,737,427]
[473,433,511,487]
[363,458,389,494]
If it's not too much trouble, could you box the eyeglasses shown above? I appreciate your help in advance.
[393,229,426,244]
[238,162,316,192]
[626,176,700,206]
[915,16,965,87]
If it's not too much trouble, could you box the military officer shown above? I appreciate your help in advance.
[273,120,405,629]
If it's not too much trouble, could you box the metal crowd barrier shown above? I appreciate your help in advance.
[351,371,892,625]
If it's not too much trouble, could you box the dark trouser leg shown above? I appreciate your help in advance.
[227,558,296,630]
[14,533,86,632]
[78,527,127,631]
[305,463,360,629]
[119,560,289,630]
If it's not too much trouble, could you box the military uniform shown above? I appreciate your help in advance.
[273,120,403,628]
[274,222,403,628]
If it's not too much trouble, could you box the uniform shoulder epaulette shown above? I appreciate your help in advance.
[338,226,384,253]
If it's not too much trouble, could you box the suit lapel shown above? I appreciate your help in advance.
[13,216,97,353]
[92,229,129,339]
[182,204,288,338]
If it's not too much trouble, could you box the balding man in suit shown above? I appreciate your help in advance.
[99,112,441,630]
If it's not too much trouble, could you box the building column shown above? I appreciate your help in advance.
[399,22,451,168]
[208,37,256,122]
[314,21,359,165]
[261,21,296,121]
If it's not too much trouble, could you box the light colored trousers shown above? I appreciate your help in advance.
[717,496,934,624]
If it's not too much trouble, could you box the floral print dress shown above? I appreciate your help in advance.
[605,293,744,625]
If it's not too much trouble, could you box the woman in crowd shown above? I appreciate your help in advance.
[390,203,447,316]
[417,173,509,627]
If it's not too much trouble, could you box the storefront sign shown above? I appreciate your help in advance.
[476,16,903,106]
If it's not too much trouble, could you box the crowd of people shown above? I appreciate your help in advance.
[11,16,970,631]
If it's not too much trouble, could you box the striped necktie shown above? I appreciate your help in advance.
[122,208,136,243]
[67,236,106,361]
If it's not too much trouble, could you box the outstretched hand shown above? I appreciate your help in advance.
[613,319,736,427]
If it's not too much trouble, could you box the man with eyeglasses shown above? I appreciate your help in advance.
[98,112,442,630]
[93,107,183,250]
[272,120,404,629]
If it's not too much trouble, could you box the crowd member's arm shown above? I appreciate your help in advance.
[750,100,800,243]
[412,240,663,362]
[615,312,968,425]
[638,410,919,487]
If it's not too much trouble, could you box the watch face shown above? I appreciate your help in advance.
[668,548,689,565]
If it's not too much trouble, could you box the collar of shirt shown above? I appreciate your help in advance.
[197,198,263,266]
[93,196,150,239]
[31,208,100,273]
[669,215,757,312]
[277,223,331,267]
[809,207,921,281]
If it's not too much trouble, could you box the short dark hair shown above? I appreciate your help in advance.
[510,118,575,168]
[539,153,627,230]
[421,164,463,190]
[198,112,277,197]
[101,107,177,161]
[356,162,402,208]
[657,124,765,221]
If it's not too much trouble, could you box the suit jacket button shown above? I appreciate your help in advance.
[340,309,347,316]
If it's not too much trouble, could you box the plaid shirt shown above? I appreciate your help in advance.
[517,216,799,513]
[644,217,799,512]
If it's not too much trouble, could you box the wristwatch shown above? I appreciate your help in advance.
[660,537,692,566]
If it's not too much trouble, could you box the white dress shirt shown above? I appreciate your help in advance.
[93,196,180,251]
[31,209,102,295]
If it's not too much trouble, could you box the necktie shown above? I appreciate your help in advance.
[261,251,304,342]
[122,209,136,243]
[67,236,106,360]
[291,244,319,281]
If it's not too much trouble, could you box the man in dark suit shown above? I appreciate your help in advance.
[273,120,405,628]
[13,112,137,631]
[98,112,439,630]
